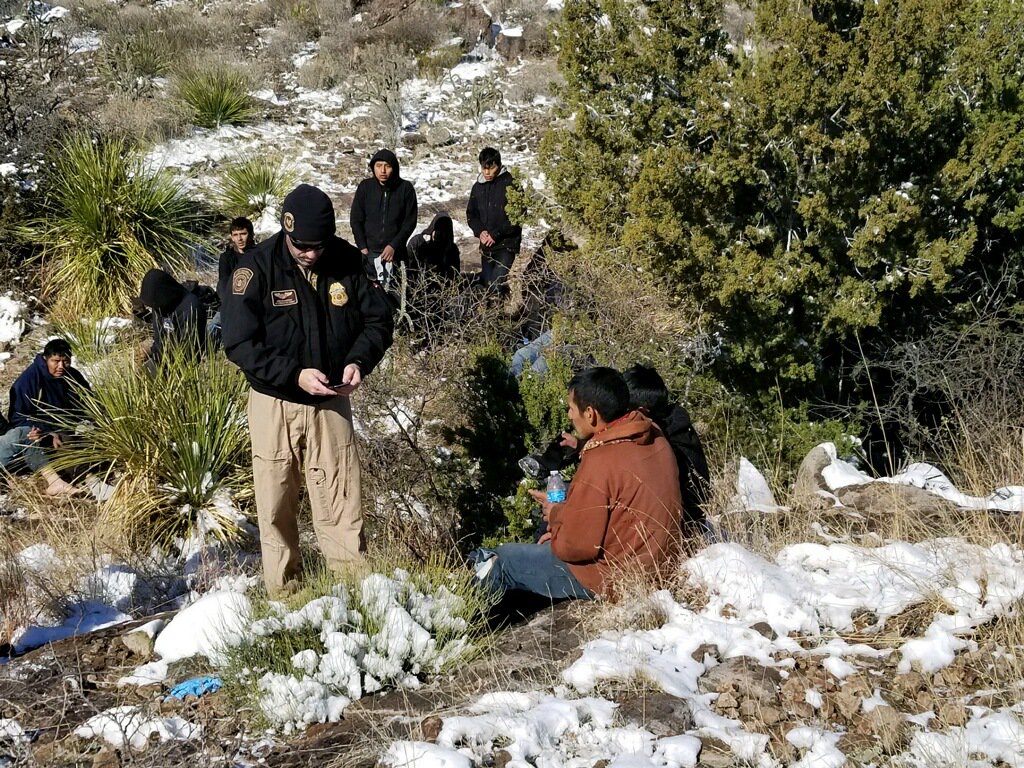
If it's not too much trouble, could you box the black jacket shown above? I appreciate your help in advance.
[350,149,418,261]
[407,211,460,281]
[139,269,206,363]
[8,354,90,432]
[466,168,522,255]
[218,243,254,302]
[659,404,711,530]
[221,231,394,404]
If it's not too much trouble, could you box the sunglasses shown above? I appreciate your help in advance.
[289,236,326,253]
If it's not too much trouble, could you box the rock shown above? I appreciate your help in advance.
[400,131,427,147]
[915,690,935,713]
[420,715,443,742]
[495,31,525,59]
[792,444,835,510]
[425,125,455,147]
[615,692,693,736]
[699,657,782,704]
[837,732,883,765]
[592,761,609,768]
[938,701,969,727]
[494,750,513,768]
[691,642,718,663]
[749,621,777,640]
[697,736,733,768]
[861,705,909,754]
[837,482,958,519]
[92,746,120,768]
[833,687,863,721]
[714,692,739,710]
[121,630,156,659]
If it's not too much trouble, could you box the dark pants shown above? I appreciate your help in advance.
[472,542,594,600]
[480,247,516,291]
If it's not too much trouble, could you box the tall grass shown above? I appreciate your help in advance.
[49,342,252,548]
[177,65,257,129]
[217,156,296,219]
[20,135,197,316]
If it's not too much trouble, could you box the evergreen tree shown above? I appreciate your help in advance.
[545,0,1024,401]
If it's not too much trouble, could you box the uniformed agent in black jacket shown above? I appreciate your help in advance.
[466,146,522,293]
[221,183,394,594]
[350,148,418,290]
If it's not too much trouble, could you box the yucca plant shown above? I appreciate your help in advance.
[49,341,253,548]
[20,135,197,316]
[177,64,257,129]
[217,156,296,219]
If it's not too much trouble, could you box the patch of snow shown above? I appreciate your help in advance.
[117,660,169,687]
[13,601,131,653]
[0,295,26,346]
[74,706,201,750]
[154,590,251,664]
[897,709,1024,767]
[382,741,472,768]
[0,718,28,742]
[0,163,17,177]
[17,543,59,572]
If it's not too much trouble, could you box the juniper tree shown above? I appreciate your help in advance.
[544,0,1024,401]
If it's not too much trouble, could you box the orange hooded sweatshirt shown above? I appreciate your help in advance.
[548,410,683,596]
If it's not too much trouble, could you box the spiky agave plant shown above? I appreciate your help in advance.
[49,341,253,549]
[177,64,257,129]
[217,155,296,219]
[21,135,197,316]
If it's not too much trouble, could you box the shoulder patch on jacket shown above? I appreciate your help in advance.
[272,289,298,307]
[232,267,254,295]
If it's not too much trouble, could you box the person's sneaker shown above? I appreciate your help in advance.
[44,478,80,496]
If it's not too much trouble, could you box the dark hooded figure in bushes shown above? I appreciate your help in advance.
[221,183,394,595]
[138,268,207,365]
[467,146,522,295]
[349,148,418,293]
[407,211,461,282]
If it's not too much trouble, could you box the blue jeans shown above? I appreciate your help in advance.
[510,330,553,377]
[0,426,49,473]
[473,542,594,600]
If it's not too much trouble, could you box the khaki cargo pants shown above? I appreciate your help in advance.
[248,389,365,592]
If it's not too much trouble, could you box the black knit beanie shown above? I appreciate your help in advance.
[139,268,186,313]
[280,184,336,242]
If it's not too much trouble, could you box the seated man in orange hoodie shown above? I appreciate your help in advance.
[473,367,682,600]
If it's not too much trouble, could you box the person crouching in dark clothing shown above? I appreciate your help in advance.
[139,268,206,366]
[407,211,461,282]
[622,364,711,541]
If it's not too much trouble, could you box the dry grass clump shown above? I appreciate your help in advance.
[94,93,186,146]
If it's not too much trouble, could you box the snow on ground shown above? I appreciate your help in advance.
[73,706,201,750]
[377,455,1024,768]
[0,295,27,347]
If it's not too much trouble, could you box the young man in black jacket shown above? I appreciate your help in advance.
[221,183,394,594]
[466,146,522,294]
[350,149,418,291]
[138,268,207,365]
[217,216,256,301]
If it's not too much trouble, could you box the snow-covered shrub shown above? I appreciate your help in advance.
[220,565,488,733]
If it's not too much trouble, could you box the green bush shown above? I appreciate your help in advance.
[217,156,296,219]
[177,65,257,129]
[417,46,463,80]
[20,134,196,316]
[543,0,1024,405]
[49,342,252,548]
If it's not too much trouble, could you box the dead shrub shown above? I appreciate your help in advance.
[94,94,186,145]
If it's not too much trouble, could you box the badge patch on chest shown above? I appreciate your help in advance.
[231,267,254,295]
[329,282,349,307]
[272,289,298,306]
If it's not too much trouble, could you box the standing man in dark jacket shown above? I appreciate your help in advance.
[466,146,522,294]
[138,268,207,365]
[221,183,394,594]
[217,216,256,301]
[350,149,418,291]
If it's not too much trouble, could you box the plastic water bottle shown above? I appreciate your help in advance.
[546,470,567,504]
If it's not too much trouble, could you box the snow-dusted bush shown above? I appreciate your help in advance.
[221,566,488,734]
[176,63,256,129]
[217,156,296,220]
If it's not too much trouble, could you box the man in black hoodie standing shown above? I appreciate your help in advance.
[350,149,418,292]
[221,183,394,594]
[467,146,522,295]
